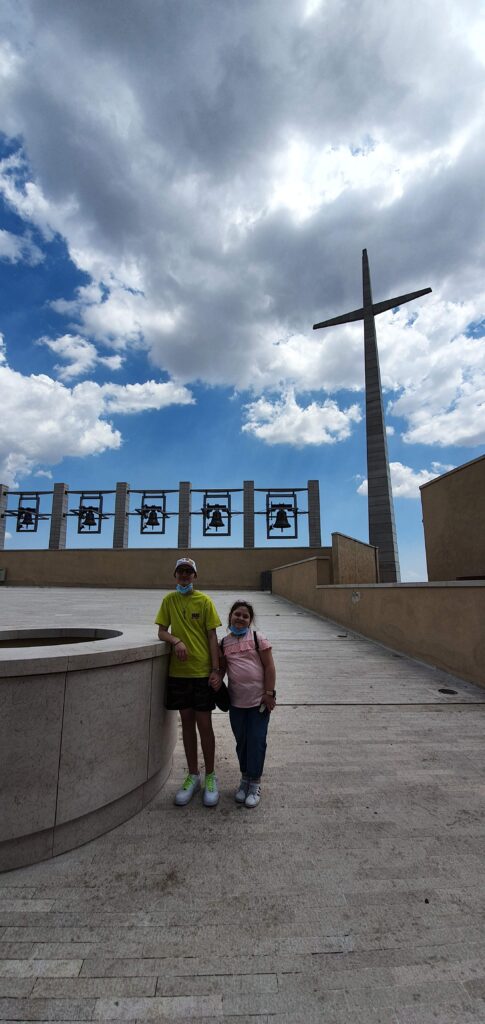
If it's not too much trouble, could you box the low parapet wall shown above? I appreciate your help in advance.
[272,561,485,688]
[0,546,330,590]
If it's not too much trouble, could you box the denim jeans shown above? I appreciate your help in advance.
[229,704,270,780]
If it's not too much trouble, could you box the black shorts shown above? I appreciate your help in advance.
[165,676,216,712]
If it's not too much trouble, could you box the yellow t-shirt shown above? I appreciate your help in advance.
[154,589,221,678]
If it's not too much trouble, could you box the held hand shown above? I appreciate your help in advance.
[173,641,188,661]
[262,694,276,712]
[209,670,222,691]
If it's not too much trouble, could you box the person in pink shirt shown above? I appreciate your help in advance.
[219,600,276,808]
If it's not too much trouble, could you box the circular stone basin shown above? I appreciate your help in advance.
[0,628,122,648]
[0,625,176,873]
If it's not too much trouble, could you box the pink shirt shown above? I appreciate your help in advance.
[222,630,272,708]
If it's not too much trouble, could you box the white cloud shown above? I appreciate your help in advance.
[242,389,362,445]
[99,380,194,414]
[357,460,456,499]
[38,333,124,381]
[0,348,194,486]
[0,228,43,265]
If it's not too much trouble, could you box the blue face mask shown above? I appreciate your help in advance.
[176,583,193,594]
[229,625,249,636]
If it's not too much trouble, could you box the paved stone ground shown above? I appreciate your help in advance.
[0,587,484,1024]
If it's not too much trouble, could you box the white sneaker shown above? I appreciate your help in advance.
[203,772,219,807]
[234,778,249,804]
[174,773,201,806]
[245,782,261,808]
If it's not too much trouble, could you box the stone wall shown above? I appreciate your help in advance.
[0,546,330,590]
[420,454,485,581]
[272,561,485,688]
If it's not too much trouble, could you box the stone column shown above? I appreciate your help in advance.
[243,480,255,548]
[307,479,321,547]
[49,483,69,550]
[362,251,401,582]
[0,485,8,550]
[178,482,191,549]
[113,482,130,549]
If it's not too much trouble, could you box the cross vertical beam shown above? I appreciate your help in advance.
[362,250,400,582]
[314,249,431,583]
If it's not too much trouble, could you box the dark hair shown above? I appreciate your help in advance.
[227,600,255,627]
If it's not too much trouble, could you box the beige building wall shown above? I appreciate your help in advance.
[420,454,485,581]
[0,546,330,590]
[0,534,380,591]
[331,532,379,584]
[271,558,485,689]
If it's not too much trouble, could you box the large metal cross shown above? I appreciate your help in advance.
[313,249,431,582]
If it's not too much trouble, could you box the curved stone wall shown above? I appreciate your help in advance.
[0,628,176,872]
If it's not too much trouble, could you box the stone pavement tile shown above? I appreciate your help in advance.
[221,985,347,1017]
[393,956,485,986]
[0,946,35,959]
[0,998,95,1019]
[279,964,395,989]
[346,885,482,909]
[0,979,35,997]
[92,994,222,1018]
[31,977,156,998]
[336,941,485,973]
[274,1013,400,1024]
[345,979,473,1010]
[397,1009,484,1024]
[0,889,38,899]
[155,973,277,997]
[31,945,97,960]
[0,961,82,978]
[80,952,322,978]
[353,922,485,954]
[0,900,55,914]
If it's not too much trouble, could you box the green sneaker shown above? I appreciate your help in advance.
[203,771,219,807]
[174,773,201,806]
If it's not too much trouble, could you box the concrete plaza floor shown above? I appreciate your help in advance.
[0,586,485,1023]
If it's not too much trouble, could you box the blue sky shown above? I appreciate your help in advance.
[1,0,484,579]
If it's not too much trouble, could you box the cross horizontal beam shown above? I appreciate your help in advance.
[313,286,432,330]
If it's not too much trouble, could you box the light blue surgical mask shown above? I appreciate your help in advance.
[229,625,249,636]
[176,583,193,595]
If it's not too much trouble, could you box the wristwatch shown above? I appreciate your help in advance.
[265,689,276,697]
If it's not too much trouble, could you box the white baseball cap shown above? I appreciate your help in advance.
[174,557,197,577]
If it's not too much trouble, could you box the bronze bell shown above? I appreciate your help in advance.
[273,507,291,530]
[209,509,224,529]
[19,509,34,528]
[146,508,160,528]
[83,508,97,528]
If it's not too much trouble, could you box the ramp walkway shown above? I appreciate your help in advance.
[0,587,484,1023]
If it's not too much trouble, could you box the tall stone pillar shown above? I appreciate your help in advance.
[362,252,400,582]
[243,480,255,548]
[178,482,191,549]
[307,479,322,547]
[0,485,8,550]
[49,483,69,550]
[113,482,130,549]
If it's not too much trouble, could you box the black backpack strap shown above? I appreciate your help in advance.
[220,635,225,653]
[253,630,259,649]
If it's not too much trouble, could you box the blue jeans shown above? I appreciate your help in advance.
[229,705,270,780]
